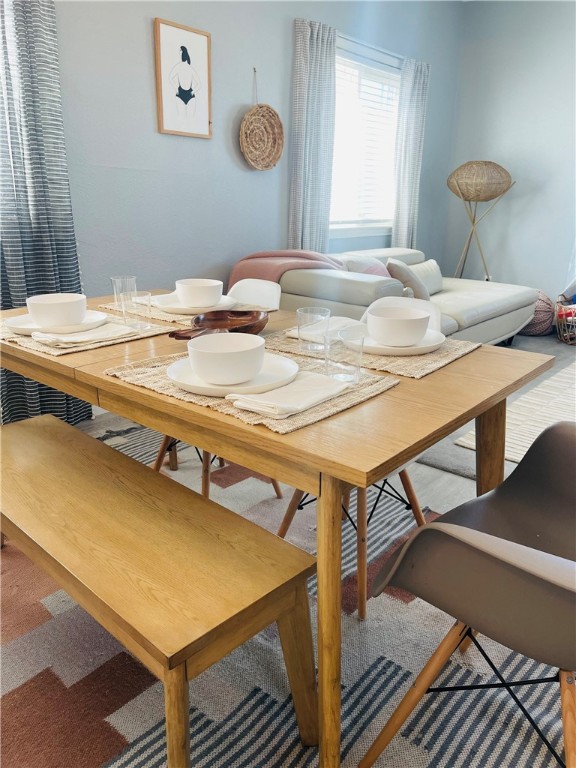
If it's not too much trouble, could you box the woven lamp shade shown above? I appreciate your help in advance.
[447,161,512,202]
[239,104,284,171]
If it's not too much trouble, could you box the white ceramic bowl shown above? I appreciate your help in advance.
[26,293,87,328]
[366,306,430,347]
[175,278,223,308]
[187,333,265,385]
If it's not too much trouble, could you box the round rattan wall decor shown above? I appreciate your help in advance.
[239,104,284,171]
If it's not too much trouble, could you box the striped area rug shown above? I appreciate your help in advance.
[0,414,563,767]
[103,650,562,768]
[455,360,575,462]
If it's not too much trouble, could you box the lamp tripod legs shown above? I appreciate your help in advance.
[456,217,491,281]
[472,224,491,281]
[454,226,475,278]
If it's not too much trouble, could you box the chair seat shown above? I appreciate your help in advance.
[374,520,576,672]
[362,421,576,768]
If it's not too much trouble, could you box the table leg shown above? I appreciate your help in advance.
[317,474,344,767]
[475,400,506,496]
[201,451,211,498]
[164,663,190,768]
[460,401,507,656]
[356,487,368,621]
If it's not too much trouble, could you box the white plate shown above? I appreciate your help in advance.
[166,353,299,396]
[4,310,109,336]
[344,328,446,356]
[152,293,237,315]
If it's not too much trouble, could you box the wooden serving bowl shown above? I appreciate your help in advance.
[193,310,269,335]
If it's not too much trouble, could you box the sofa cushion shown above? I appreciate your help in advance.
[386,258,430,301]
[431,278,538,330]
[339,248,426,266]
[408,259,444,296]
[337,254,391,277]
[280,268,404,306]
[440,313,459,336]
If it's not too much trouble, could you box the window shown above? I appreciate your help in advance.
[329,38,401,234]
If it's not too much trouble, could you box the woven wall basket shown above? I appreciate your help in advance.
[447,161,513,202]
[239,104,284,170]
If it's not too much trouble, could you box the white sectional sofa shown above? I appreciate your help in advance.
[277,248,538,345]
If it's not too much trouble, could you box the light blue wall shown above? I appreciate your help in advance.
[55,2,574,302]
[55,1,463,297]
[446,1,575,299]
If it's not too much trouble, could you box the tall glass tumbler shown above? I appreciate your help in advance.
[110,276,137,311]
[296,307,331,353]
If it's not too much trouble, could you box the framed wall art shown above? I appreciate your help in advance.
[154,18,212,138]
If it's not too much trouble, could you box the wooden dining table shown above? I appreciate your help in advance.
[0,296,554,767]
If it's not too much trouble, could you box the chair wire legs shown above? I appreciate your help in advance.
[429,630,566,768]
[360,622,572,768]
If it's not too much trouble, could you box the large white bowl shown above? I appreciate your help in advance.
[26,293,87,328]
[187,333,265,385]
[366,306,430,347]
[175,278,223,308]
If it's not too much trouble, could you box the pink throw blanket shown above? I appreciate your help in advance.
[228,250,344,288]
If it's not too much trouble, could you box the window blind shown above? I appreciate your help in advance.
[330,53,400,226]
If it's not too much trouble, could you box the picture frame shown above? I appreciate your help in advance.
[154,18,212,139]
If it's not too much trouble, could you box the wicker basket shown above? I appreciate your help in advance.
[555,294,576,344]
[239,104,284,171]
[447,161,513,202]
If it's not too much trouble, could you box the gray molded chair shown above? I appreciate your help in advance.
[360,421,576,768]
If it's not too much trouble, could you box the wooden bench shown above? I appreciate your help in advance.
[1,415,318,767]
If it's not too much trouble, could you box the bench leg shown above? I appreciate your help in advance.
[164,664,190,768]
[277,581,319,746]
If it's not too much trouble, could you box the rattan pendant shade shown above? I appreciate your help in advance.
[447,161,512,202]
[239,104,284,171]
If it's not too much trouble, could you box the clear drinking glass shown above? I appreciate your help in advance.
[110,276,137,311]
[121,290,152,330]
[324,325,366,383]
[296,307,331,353]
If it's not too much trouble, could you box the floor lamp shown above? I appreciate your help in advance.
[448,161,515,280]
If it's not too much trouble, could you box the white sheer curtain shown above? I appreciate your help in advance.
[392,58,430,249]
[287,18,336,252]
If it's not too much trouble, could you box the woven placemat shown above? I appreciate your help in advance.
[0,319,169,356]
[264,332,481,379]
[104,352,399,434]
[97,301,193,325]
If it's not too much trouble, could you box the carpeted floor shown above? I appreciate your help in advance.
[456,359,576,461]
[1,415,564,767]
[417,333,575,479]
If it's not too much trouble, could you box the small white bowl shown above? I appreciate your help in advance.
[367,306,430,347]
[26,293,87,328]
[175,279,223,308]
[187,333,265,385]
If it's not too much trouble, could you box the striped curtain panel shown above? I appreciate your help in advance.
[287,18,336,253]
[0,0,92,424]
[392,58,431,249]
